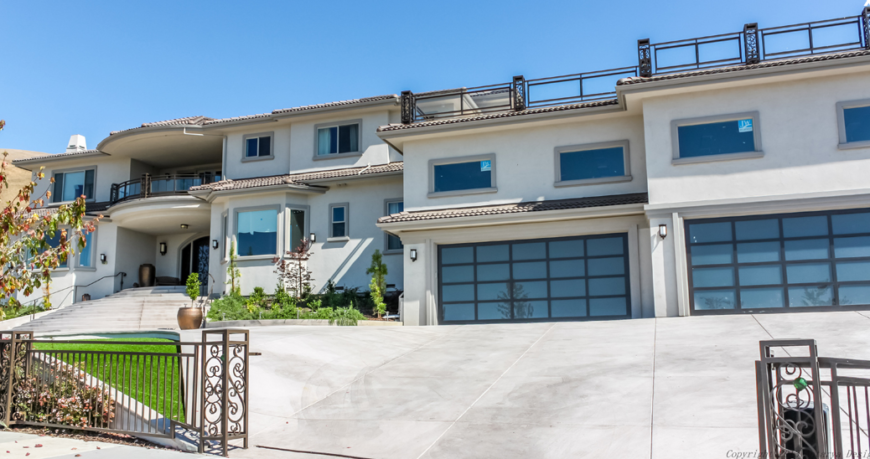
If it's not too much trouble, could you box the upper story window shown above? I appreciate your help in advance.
[837,99,870,149]
[244,133,273,161]
[329,204,348,239]
[53,169,95,202]
[236,207,278,257]
[385,200,403,253]
[429,154,496,197]
[316,120,361,158]
[671,112,762,164]
[555,141,631,187]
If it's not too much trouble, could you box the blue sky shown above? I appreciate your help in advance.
[0,0,865,153]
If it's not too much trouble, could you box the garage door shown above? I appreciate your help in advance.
[438,234,631,323]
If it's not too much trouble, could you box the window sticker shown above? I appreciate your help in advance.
[480,160,492,172]
[738,119,753,133]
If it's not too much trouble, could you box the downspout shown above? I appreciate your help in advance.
[357,162,371,175]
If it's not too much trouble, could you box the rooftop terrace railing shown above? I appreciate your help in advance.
[400,7,870,125]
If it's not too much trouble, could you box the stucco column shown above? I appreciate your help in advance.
[649,216,679,317]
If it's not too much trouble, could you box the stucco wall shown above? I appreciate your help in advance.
[115,227,157,288]
[30,156,132,204]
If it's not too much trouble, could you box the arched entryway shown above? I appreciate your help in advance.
[181,236,209,296]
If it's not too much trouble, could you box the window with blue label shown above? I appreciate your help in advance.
[686,209,870,314]
[674,114,760,159]
[431,156,495,194]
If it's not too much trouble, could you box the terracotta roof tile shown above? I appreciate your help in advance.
[379,192,648,224]
[270,95,398,115]
[617,49,870,86]
[377,99,619,133]
[191,162,403,193]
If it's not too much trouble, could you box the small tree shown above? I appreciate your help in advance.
[274,238,313,300]
[185,273,201,308]
[1,120,98,317]
[226,241,241,297]
[366,249,388,319]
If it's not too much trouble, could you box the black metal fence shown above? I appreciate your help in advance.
[400,7,870,124]
[756,339,870,458]
[0,330,249,457]
[110,173,218,205]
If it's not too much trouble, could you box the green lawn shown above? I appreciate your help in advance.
[33,338,187,423]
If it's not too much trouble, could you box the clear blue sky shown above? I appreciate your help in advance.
[1,0,865,153]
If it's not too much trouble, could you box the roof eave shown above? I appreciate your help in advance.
[302,170,403,184]
[193,183,329,202]
[11,151,110,170]
[270,96,400,121]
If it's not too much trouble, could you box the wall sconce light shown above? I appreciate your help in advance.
[309,233,316,243]
[159,242,167,255]
[410,248,418,261]
[212,239,219,250]
[100,254,107,264]
[180,224,189,230]
[658,224,668,239]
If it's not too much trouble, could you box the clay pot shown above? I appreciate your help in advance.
[177,307,203,330]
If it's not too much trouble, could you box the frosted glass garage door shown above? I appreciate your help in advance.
[438,234,631,323]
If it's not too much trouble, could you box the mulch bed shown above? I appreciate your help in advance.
[6,426,184,452]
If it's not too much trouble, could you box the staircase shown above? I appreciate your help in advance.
[15,286,193,334]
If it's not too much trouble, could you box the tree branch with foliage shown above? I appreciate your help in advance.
[273,238,313,300]
[366,249,388,319]
[226,241,241,297]
[0,120,99,317]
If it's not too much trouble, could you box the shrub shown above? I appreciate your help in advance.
[185,273,201,307]
[13,360,115,428]
[367,250,388,318]
[332,306,365,326]
[207,294,251,321]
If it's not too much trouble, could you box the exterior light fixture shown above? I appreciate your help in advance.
[212,239,219,250]
[180,224,189,230]
[658,224,668,239]
[410,248,417,261]
[309,233,316,243]
[100,254,107,264]
[159,242,167,255]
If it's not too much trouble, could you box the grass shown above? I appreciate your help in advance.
[33,338,187,423]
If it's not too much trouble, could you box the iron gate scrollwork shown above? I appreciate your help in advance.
[201,329,249,456]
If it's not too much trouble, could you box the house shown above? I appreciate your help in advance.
[15,8,870,324]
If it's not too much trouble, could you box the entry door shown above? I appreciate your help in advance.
[181,237,210,296]
[438,234,631,323]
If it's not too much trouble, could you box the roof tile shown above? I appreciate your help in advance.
[191,162,403,193]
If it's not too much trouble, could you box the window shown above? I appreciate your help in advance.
[316,121,360,157]
[439,234,630,323]
[244,133,273,159]
[53,169,95,202]
[28,231,69,268]
[686,209,870,314]
[221,213,229,260]
[837,100,870,148]
[288,208,306,250]
[555,141,630,186]
[429,154,496,196]
[671,112,761,163]
[77,230,95,268]
[235,208,278,256]
[329,204,348,239]
[385,200,403,252]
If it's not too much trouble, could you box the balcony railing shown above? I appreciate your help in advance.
[110,173,217,205]
[400,7,870,125]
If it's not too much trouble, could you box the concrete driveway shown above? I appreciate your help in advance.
[184,310,870,459]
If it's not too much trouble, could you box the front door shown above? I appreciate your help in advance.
[181,237,210,296]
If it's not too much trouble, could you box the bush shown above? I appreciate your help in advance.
[332,306,366,326]
[13,360,115,428]
[207,294,251,321]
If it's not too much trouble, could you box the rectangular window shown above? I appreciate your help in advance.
[686,209,870,314]
[288,209,305,250]
[316,122,360,156]
[236,208,278,256]
[78,230,94,268]
[29,231,69,268]
[221,213,229,260]
[329,204,348,239]
[53,169,95,202]
[672,112,761,162]
[386,200,403,252]
[555,141,630,186]
[244,133,273,159]
[430,155,496,195]
[837,100,870,148]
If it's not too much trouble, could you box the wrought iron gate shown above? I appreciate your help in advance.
[756,339,870,459]
[0,329,249,457]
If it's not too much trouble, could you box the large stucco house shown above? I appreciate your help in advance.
[15,8,870,325]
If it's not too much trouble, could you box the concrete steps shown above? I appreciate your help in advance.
[13,287,199,334]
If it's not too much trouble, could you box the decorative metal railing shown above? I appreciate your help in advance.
[110,173,217,205]
[400,8,870,124]
[0,329,249,457]
[756,338,870,459]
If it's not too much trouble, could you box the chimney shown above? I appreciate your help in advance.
[66,134,87,153]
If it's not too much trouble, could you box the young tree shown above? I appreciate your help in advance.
[366,249,388,319]
[185,273,201,308]
[274,238,313,300]
[226,241,241,296]
[0,120,98,316]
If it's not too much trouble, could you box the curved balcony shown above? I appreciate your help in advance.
[110,174,217,204]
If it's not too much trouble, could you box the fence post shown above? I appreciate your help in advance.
[400,91,415,125]
[743,23,760,64]
[863,6,870,50]
[638,39,652,77]
[221,330,230,457]
[512,75,526,111]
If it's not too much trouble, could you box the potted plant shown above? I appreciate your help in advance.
[177,273,203,329]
